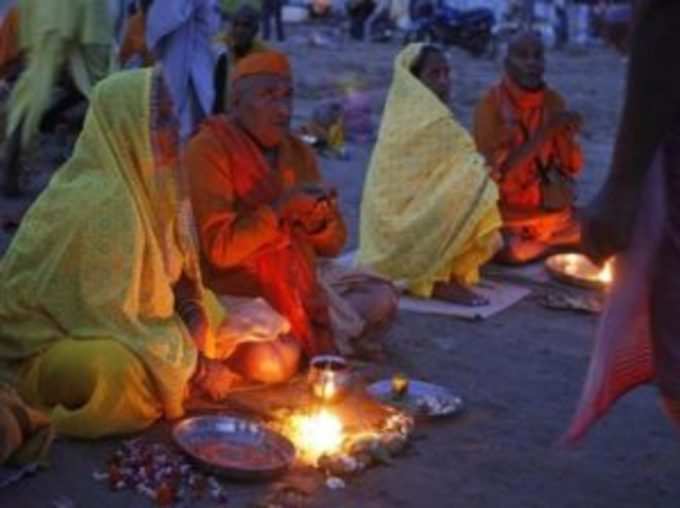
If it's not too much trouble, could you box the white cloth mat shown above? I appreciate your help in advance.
[334,250,531,320]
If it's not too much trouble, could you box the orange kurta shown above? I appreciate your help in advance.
[473,77,583,212]
[0,6,21,80]
[119,11,153,67]
[186,116,344,356]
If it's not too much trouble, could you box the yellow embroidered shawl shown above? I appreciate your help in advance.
[0,69,199,420]
[358,44,502,296]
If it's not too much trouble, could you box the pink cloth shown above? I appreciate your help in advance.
[564,149,668,443]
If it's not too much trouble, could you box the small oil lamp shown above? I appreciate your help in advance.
[281,356,353,465]
[391,372,410,399]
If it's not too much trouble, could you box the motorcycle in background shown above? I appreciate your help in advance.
[402,1,496,58]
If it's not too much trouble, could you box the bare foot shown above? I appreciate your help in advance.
[431,281,489,307]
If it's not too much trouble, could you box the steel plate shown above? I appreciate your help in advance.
[173,415,295,480]
[545,253,609,290]
[367,380,464,417]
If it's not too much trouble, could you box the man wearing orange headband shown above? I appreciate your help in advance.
[186,51,396,383]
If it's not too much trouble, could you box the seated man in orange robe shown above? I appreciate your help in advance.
[473,31,584,264]
[186,51,397,384]
[118,0,155,67]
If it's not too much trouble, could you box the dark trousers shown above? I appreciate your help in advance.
[347,1,375,40]
[262,0,285,41]
[555,6,569,48]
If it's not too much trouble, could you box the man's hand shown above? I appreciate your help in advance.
[276,184,338,234]
[581,179,640,264]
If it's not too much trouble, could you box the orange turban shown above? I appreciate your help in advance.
[231,50,292,82]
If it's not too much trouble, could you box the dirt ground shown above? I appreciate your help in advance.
[2,23,679,508]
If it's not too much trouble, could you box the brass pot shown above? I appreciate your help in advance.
[307,355,352,403]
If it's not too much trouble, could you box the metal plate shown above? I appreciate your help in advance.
[545,253,608,290]
[173,416,295,480]
[367,380,464,417]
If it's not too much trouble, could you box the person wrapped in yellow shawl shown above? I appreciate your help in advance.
[0,65,290,439]
[358,44,502,306]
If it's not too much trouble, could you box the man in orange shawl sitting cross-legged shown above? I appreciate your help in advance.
[474,31,584,264]
[186,51,397,383]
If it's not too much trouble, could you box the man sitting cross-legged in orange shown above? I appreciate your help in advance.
[186,51,397,383]
[474,31,584,264]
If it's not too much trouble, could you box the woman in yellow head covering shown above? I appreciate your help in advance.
[0,68,196,438]
[358,44,502,306]
[0,64,289,439]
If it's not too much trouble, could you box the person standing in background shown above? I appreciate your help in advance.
[347,0,375,41]
[261,0,284,42]
[554,0,570,48]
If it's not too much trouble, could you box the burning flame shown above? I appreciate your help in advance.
[285,409,343,464]
[598,260,614,285]
[562,254,583,276]
[560,254,614,285]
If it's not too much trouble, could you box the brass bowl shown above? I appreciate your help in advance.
[307,355,352,403]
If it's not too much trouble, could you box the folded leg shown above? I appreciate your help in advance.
[19,339,162,439]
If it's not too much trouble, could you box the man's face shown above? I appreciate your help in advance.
[232,15,258,49]
[234,74,293,148]
[505,35,546,90]
[417,51,451,103]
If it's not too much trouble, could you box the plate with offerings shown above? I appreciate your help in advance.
[367,376,464,418]
[173,415,295,480]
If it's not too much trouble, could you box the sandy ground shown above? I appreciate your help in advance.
[2,24,679,508]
